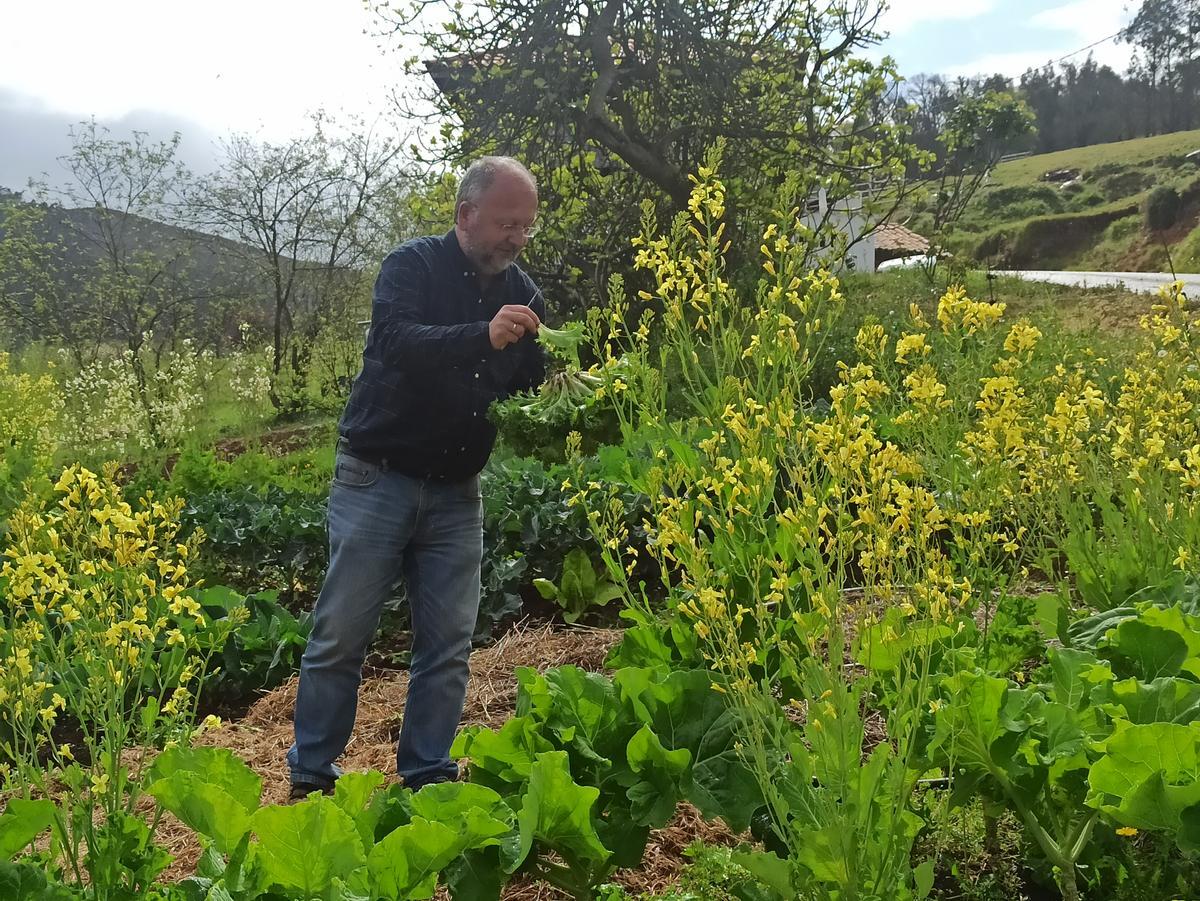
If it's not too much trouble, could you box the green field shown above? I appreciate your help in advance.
[988,128,1200,189]
[924,129,1200,271]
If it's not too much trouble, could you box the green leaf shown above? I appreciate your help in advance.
[1109,676,1200,724]
[1089,722,1200,841]
[147,745,262,814]
[731,850,792,895]
[913,858,936,898]
[334,770,386,850]
[1049,648,1103,709]
[540,666,624,767]
[625,724,692,826]
[452,718,554,792]
[931,670,1011,772]
[513,751,609,873]
[637,669,763,831]
[368,816,466,899]
[532,578,558,600]
[445,848,504,901]
[0,860,80,899]
[251,795,366,896]
[0,799,56,861]
[1106,619,1189,680]
[407,782,514,850]
[146,772,252,856]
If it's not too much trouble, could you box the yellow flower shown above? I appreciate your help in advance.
[1116,826,1138,837]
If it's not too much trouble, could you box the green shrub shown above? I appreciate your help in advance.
[1103,214,1142,243]
[1097,169,1150,200]
[1145,185,1182,231]
[980,184,1064,217]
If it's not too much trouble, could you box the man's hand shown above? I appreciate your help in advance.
[489,304,541,350]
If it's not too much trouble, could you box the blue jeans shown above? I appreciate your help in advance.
[288,448,483,789]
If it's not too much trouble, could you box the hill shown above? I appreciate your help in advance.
[0,200,279,345]
[921,128,1200,272]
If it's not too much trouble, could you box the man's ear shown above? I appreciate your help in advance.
[455,201,472,227]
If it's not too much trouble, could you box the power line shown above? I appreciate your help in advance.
[1050,28,1126,67]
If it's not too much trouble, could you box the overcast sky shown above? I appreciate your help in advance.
[1,0,1137,195]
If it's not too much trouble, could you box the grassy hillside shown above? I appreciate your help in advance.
[922,129,1200,272]
[987,129,1200,189]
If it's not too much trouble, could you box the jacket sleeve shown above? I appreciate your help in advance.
[369,246,492,371]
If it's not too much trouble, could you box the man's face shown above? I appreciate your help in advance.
[457,170,539,276]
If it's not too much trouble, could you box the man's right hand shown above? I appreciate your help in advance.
[489,304,541,350]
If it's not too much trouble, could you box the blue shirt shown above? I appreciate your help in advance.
[338,229,545,479]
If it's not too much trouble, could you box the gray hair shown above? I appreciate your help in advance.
[455,156,536,210]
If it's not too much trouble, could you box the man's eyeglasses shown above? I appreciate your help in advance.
[498,222,540,238]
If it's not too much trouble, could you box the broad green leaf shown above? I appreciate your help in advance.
[913,858,936,898]
[451,718,554,792]
[1089,722,1200,838]
[0,860,80,899]
[561,548,597,598]
[513,751,609,872]
[931,671,1010,771]
[1109,676,1200,725]
[251,795,365,896]
[1067,606,1138,649]
[1106,620,1188,680]
[1049,648,1103,709]
[628,724,691,777]
[0,799,56,861]
[732,850,792,895]
[147,746,262,814]
[445,848,504,901]
[531,578,558,600]
[630,669,762,831]
[625,724,692,827]
[368,816,465,899]
[407,782,514,849]
[794,823,850,885]
[1034,592,1070,641]
[514,667,552,719]
[541,666,624,767]
[146,772,252,855]
[333,770,386,850]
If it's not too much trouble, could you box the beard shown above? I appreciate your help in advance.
[462,234,519,276]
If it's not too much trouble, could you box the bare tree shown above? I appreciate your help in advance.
[188,115,411,411]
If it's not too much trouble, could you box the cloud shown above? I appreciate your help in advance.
[881,0,998,36]
[944,0,1135,79]
[0,89,221,195]
[943,38,1132,79]
[1031,0,1129,37]
[0,0,407,143]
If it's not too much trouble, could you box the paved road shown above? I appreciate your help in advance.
[997,269,1200,295]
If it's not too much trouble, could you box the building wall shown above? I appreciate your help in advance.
[800,188,876,274]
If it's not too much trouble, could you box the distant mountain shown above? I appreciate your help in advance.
[0,198,275,345]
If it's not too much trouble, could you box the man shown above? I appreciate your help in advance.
[288,156,545,798]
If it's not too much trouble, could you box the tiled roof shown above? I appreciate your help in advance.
[873,223,930,254]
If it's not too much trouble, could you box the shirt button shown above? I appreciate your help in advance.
[460,445,466,451]
[473,411,478,417]
[474,372,479,379]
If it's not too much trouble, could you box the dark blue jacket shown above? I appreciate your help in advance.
[338,230,545,479]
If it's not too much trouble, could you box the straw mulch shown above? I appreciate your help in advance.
[156,621,749,896]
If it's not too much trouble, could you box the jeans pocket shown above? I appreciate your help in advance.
[332,454,380,488]
[460,474,483,501]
